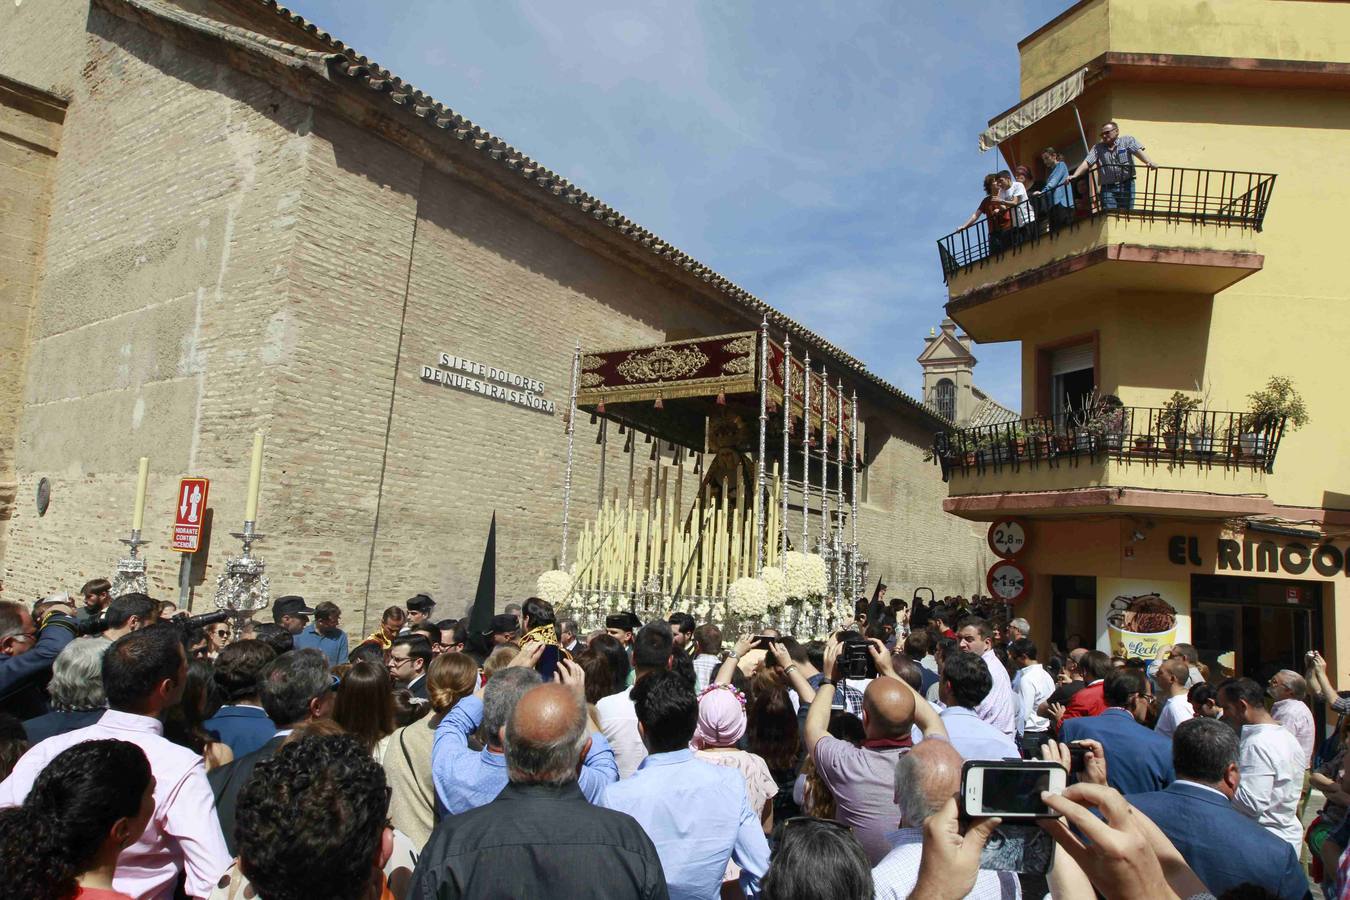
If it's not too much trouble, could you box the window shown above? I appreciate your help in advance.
[933,378,956,422]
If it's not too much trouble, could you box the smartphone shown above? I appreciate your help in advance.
[751,635,776,649]
[977,823,1056,875]
[537,645,562,681]
[961,760,1066,818]
[1067,742,1090,774]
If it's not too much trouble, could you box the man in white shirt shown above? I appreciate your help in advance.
[873,738,1020,900]
[1267,669,1315,767]
[1219,677,1306,850]
[1153,657,1194,739]
[997,169,1035,231]
[1009,638,1054,759]
[597,621,674,778]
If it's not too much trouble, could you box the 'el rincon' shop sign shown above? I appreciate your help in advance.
[421,351,556,415]
[1168,534,1350,578]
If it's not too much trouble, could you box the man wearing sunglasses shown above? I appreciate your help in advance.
[1070,121,1158,211]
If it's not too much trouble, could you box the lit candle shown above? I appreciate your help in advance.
[244,431,264,522]
[131,457,149,531]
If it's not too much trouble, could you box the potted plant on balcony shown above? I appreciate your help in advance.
[1024,420,1052,460]
[1241,375,1308,459]
[1188,383,1218,456]
[1094,394,1127,451]
[1160,391,1200,453]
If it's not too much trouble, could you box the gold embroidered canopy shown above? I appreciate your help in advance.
[576,331,853,452]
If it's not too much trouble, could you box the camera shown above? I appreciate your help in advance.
[838,636,877,680]
[178,610,231,630]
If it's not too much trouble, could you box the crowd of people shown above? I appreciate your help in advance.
[0,578,1336,899]
[955,120,1159,254]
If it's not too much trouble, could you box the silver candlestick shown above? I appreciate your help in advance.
[111,530,150,596]
[215,520,270,628]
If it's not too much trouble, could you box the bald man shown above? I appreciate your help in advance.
[805,636,948,864]
[1154,657,1194,740]
[873,740,1021,899]
[410,681,667,900]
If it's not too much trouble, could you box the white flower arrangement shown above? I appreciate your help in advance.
[727,576,770,619]
[783,551,829,602]
[759,566,787,609]
[535,569,574,608]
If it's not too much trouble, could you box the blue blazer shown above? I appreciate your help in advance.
[1127,781,1310,900]
[1059,708,1174,795]
[204,705,277,758]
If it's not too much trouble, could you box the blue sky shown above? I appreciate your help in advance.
[282,0,1071,411]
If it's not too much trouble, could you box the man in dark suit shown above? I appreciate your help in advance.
[409,680,667,899]
[209,648,335,854]
[389,634,432,701]
[1127,717,1310,900]
[1060,668,1173,795]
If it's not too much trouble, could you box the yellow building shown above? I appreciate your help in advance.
[933,0,1350,686]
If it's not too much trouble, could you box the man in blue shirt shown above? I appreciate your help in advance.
[1060,668,1174,795]
[291,601,348,666]
[600,670,770,900]
[913,651,1019,761]
[432,651,617,815]
[1127,717,1309,900]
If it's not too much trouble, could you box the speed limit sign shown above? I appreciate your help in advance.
[987,518,1028,559]
[986,560,1030,603]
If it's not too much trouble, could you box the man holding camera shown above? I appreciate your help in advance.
[804,635,948,864]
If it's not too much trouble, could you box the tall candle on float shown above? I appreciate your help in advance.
[131,457,150,531]
[244,431,264,522]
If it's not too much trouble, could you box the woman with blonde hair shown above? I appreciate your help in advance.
[383,652,478,846]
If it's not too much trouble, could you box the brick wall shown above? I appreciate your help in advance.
[0,2,990,631]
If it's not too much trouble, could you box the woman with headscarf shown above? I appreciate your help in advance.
[692,684,778,833]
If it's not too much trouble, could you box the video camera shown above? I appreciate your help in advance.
[838,634,877,680]
[76,608,230,637]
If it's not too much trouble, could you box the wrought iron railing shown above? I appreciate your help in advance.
[936,166,1277,281]
[932,406,1286,482]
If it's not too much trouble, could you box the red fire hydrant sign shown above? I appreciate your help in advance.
[171,478,210,553]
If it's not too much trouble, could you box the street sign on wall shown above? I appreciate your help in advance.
[987,518,1028,559]
[986,559,1030,604]
[171,478,209,553]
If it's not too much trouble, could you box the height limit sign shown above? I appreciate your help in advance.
[171,478,209,553]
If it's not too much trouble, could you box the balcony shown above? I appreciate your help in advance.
[936,167,1276,341]
[932,406,1288,520]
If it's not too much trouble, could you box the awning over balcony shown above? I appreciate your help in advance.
[978,67,1087,152]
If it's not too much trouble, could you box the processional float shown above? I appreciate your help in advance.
[537,319,866,637]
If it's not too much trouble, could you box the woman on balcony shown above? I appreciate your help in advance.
[1035,147,1076,231]
[960,173,1013,257]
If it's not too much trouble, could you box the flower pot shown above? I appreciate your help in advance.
[1238,432,1268,459]
[1102,432,1124,451]
[963,451,977,466]
[1189,434,1216,455]
[1134,436,1155,452]
[1162,433,1181,452]
[1074,432,1094,452]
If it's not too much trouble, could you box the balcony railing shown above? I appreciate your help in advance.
[932,406,1287,482]
[936,166,1277,282]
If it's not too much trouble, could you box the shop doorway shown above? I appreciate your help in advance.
[1052,575,1097,654]
[1190,575,1321,684]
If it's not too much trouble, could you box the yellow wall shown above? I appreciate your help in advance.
[1019,0,1350,97]
[995,81,1350,510]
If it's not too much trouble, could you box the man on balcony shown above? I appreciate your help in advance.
[1071,121,1158,211]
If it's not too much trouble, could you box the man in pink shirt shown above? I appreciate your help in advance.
[956,617,1016,738]
[0,624,230,898]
